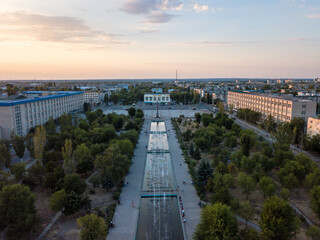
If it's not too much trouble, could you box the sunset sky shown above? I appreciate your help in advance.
[0,0,319,80]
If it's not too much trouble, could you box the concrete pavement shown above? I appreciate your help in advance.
[107,119,150,240]
[166,119,201,240]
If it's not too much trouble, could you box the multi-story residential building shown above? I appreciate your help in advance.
[307,117,320,137]
[84,91,101,105]
[228,90,317,122]
[295,92,320,103]
[144,93,170,105]
[0,91,83,139]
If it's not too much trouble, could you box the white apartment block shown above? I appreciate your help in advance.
[307,117,320,137]
[228,90,317,122]
[0,91,83,139]
[84,92,101,105]
[144,93,170,104]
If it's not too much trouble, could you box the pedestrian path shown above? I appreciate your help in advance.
[106,120,150,240]
[166,119,201,240]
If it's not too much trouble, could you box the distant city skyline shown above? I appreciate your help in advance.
[0,0,320,80]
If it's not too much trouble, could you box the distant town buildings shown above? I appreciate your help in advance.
[307,117,320,137]
[228,90,317,122]
[84,91,101,105]
[144,93,171,105]
[0,91,83,139]
[151,88,163,93]
[104,84,129,92]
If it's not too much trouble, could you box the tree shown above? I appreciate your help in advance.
[116,139,134,156]
[193,147,201,160]
[75,144,93,174]
[258,176,276,199]
[305,168,320,189]
[49,189,67,212]
[95,144,130,183]
[189,143,194,156]
[239,228,260,240]
[128,107,136,118]
[280,188,290,200]
[229,104,234,115]
[11,133,25,161]
[62,139,75,175]
[135,109,144,119]
[274,123,293,145]
[259,196,300,240]
[217,101,225,114]
[195,113,201,123]
[10,162,26,182]
[25,133,35,159]
[83,102,90,113]
[46,117,56,135]
[239,201,254,227]
[307,226,320,240]
[201,114,213,127]
[0,184,40,236]
[102,173,114,191]
[228,163,238,175]
[62,174,87,195]
[77,214,107,240]
[194,203,238,240]
[112,115,125,130]
[28,162,46,185]
[0,143,11,169]
[34,125,46,165]
[63,191,86,216]
[238,172,255,200]
[310,185,320,218]
[240,133,252,156]
[196,160,213,192]
[265,115,277,133]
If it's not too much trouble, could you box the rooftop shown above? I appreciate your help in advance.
[0,91,83,107]
[229,90,313,102]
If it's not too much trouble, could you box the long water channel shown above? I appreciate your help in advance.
[136,121,184,240]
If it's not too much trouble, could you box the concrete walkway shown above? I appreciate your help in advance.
[166,119,201,240]
[107,119,150,240]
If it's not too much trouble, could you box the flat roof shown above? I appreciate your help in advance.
[228,90,313,102]
[0,91,83,107]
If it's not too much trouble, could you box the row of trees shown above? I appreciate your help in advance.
[194,196,300,240]
[175,110,313,240]
[0,107,144,238]
[237,108,261,123]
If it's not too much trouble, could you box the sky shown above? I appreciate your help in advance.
[0,0,319,80]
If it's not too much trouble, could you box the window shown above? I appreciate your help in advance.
[302,111,306,114]
[302,105,306,108]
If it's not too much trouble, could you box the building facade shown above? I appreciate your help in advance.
[144,93,170,104]
[0,91,83,139]
[228,90,317,122]
[307,117,320,137]
[84,92,101,105]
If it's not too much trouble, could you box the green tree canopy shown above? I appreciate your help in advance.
[77,214,108,240]
[194,202,238,240]
[62,174,87,195]
[128,107,136,118]
[0,143,11,169]
[0,184,40,236]
[238,172,255,200]
[11,133,25,159]
[259,196,300,240]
